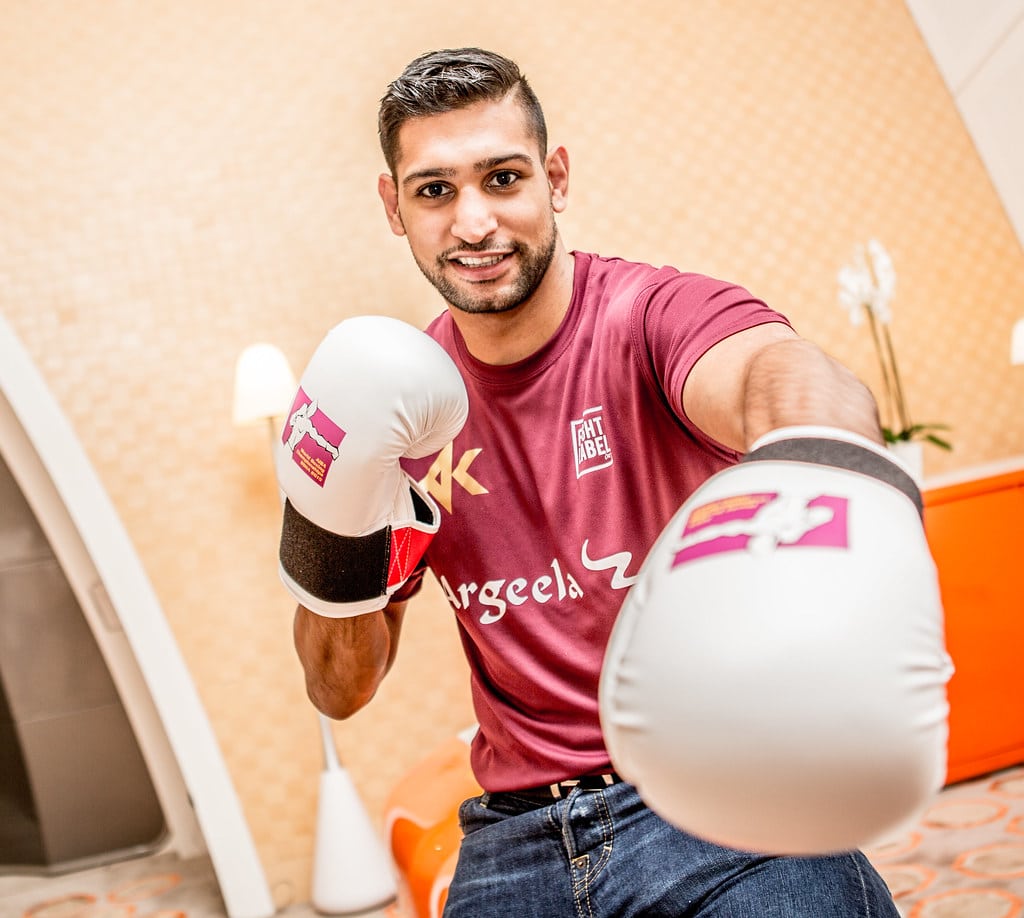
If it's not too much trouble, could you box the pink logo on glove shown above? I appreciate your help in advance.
[671,492,849,568]
[281,388,345,487]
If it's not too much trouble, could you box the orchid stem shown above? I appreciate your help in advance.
[864,305,900,435]
[882,324,911,434]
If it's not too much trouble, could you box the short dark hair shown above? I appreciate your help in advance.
[378,48,548,175]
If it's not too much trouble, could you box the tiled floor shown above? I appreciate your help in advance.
[0,851,258,918]
[0,848,409,918]
[865,764,1024,917]
[4,766,1024,918]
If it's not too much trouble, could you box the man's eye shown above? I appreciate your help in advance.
[418,182,450,199]
[488,171,519,189]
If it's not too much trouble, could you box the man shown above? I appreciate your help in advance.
[287,48,929,915]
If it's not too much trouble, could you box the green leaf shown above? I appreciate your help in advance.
[882,423,952,449]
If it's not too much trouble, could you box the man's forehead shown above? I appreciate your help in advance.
[393,97,539,178]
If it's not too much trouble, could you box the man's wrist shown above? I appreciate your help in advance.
[741,425,922,516]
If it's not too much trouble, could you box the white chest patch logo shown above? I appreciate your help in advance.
[571,406,613,478]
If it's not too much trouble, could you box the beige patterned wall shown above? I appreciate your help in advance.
[2,0,1023,908]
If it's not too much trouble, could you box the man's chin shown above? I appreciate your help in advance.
[439,276,526,316]
[447,294,524,316]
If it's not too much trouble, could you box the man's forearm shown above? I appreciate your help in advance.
[293,600,407,720]
[741,339,883,450]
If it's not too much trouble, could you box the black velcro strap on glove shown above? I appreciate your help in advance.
[741,435,923,518]
[279,499,389,604]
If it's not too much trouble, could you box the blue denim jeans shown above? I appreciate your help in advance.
[443,783,898,917]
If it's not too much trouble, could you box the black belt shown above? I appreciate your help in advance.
[509,772,624,801]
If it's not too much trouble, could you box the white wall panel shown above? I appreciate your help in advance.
[958,16,1024,246]
[907,0,1024,91]
[906,0,1024,251]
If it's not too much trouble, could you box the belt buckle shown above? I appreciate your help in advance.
[549,778,580,799]
[548,773,618,798]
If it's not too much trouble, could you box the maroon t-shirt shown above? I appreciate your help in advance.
[400,251,790,791]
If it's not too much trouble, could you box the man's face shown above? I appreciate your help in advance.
[379,94,567,316]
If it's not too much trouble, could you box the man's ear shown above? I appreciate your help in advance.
[546,146,570,214]
[378,173,406,236]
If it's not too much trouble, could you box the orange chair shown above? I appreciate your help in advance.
[384,729,481,918]
[923,465,1024,784]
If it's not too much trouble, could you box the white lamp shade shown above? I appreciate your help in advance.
[1012,318,1024,367]
[232,343,299,425]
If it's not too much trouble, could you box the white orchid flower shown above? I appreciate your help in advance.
[866,239,895,324]
[837,240,896,325]
[837,263,872,326]
[833,240,949,450]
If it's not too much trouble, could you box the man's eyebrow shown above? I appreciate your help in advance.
[474,152,535,172]
[402,166,456,189]
[401,153,535,189]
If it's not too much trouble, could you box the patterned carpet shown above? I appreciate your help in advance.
[865,765,1024,917]
[3,765,1023,918]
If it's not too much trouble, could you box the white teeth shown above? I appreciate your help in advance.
[456,254,504,267]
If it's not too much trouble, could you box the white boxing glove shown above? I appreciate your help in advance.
[275,316,468,617]
[599,426,953,855]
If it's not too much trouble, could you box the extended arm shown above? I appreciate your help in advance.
[602,320,951,856]
[682,323,883,452]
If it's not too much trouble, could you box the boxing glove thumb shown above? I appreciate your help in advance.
[275,316,468,617]
[599,426,953,855]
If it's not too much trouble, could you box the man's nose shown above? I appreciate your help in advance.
[451,190,498,244]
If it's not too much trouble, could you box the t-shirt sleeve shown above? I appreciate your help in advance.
[389,554,428,603]
[636,272,791,449]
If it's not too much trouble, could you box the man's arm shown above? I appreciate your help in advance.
[294,599,408,720]
[603,322,951,856]
[276,318,467,720]
[683,322,883,452]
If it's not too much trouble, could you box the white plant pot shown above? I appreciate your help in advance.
[887,440,924,486]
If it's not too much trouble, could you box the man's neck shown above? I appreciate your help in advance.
[447,243,576,366]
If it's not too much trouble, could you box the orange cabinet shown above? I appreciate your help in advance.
[923,463,1024,784]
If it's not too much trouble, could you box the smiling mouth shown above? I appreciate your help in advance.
[451,253,510,268]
